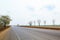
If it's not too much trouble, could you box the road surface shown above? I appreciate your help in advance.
[0,26,60,40]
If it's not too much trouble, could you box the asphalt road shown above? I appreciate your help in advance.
[0,26,60,40]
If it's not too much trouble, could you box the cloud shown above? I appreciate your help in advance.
[45,5,55,11]
[26,6,35,12]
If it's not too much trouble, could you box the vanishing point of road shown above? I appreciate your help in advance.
[0,26,60,40]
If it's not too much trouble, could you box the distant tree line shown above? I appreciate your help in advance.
[29,19,55,26]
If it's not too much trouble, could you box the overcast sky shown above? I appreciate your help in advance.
[0,0,60,25]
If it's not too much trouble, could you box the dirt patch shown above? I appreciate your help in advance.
[0,26,10,32]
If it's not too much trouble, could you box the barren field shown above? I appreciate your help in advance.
[20,25,60,30]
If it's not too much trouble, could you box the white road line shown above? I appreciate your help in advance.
[11,29,21,40]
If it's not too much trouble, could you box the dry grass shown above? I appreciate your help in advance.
[20,26,60,30]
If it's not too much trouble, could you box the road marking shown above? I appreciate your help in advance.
[11,29,21,40]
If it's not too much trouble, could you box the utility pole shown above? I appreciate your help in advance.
[34,21,36,26]
[37,20,41,26]
[53,19,55,26]
[44,20,46,26]
[29,21,32,26]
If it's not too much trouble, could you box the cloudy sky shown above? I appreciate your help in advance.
[0,0,60,25]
